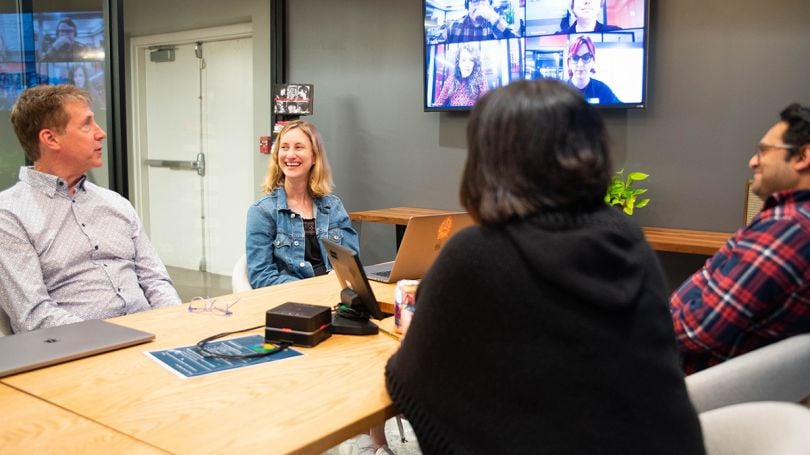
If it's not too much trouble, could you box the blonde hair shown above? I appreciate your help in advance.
[261,120,333,197]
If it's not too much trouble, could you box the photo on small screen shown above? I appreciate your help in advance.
[35,12,104,63]
[272,83,314,115]
[525,31,644,105]
[0,11,105,112]
[426,38,523,109]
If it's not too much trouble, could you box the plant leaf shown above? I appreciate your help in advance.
[627,172,649,181]
[635,198,651,209]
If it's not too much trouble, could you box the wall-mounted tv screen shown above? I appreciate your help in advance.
[424,0,649,111]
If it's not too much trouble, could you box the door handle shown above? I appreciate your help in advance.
[146,156,206,177]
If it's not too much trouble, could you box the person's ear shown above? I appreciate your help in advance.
[39,128,61,152]
[792,144,810,172]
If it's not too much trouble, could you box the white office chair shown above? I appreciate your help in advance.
[231,254,252,293]
[685,334,810,413]
[699,401,810,455]
[0,308,12,336]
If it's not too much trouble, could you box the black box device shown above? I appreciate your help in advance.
[265,302,332,347]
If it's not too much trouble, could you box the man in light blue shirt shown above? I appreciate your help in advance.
[0,84,180,333]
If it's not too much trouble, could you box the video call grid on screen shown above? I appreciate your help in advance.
[0,11,105,112]
[423,0,649,111]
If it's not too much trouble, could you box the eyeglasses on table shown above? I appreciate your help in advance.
[188,297,241,316]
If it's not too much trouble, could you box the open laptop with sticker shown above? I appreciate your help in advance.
[364,213,474,283]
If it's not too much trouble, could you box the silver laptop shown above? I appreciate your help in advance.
[0,319,155,378]
[365,212,474,283]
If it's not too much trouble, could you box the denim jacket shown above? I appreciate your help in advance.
[245,187,359,289]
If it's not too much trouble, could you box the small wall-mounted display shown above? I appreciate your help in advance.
[272,83,314,115]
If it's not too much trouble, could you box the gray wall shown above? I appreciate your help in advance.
[288,0,810,278]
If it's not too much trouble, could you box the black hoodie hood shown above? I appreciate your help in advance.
[503,204,651,311]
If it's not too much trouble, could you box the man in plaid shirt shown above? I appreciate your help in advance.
[444,0,518,44]
[671,103,810,374]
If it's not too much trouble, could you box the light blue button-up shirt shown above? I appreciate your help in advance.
[0,167,181,333]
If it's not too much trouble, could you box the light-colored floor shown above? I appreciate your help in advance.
[165,266,232,302]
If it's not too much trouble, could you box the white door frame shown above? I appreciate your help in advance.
[128,23,252,223]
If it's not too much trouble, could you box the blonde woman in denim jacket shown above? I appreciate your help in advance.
[246,120,358,289]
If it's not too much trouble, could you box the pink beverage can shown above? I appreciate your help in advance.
[394,279,419,335]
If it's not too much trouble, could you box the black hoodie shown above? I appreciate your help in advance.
[385,205,706,455]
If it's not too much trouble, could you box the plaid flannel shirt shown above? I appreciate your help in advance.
[445,15,514,44]
[670,189,810,374]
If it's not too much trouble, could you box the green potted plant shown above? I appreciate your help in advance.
[605,169,650,215]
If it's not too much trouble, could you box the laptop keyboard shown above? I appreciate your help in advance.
[375,270,391,278]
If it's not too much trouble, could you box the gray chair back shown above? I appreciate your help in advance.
[700,401,810,455]
[686,334,810,413]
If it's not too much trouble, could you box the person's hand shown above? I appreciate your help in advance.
[50,35,73,51]
[471,4,501,25]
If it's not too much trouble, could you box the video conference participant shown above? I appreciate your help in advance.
[69,64,104,110]
[245,120,358,289]
[0,85,181,333]
[385,79,705,454]
[566,35,620,104]
[433,43,489,107]
[559,0,622,34]
[444,0,518,44]
[40,18,90,62]
[671,103,810,374]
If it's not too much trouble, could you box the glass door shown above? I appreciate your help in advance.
[0,0,112,191]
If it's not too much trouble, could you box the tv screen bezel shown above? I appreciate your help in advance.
[422,0,651,112]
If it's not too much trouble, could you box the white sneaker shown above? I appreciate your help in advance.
[337,438,360,455]
[356,435,377,455]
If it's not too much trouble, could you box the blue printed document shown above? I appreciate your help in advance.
[145,334,301,378]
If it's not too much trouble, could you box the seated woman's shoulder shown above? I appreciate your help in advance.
[252,190,283,209]
[321,193,343,204]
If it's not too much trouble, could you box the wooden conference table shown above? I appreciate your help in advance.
[1,275,400,454]
[351,207,733,256]
[0,383,162,453]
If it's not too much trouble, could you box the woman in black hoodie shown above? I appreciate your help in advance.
[385,79,705,455]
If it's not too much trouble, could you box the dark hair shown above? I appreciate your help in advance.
[464,0,493,10]
[10,84,91,162]
[780,103,810,159]
[460,79,611,224]
[56,18,78,33]
[451,44,486,99]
